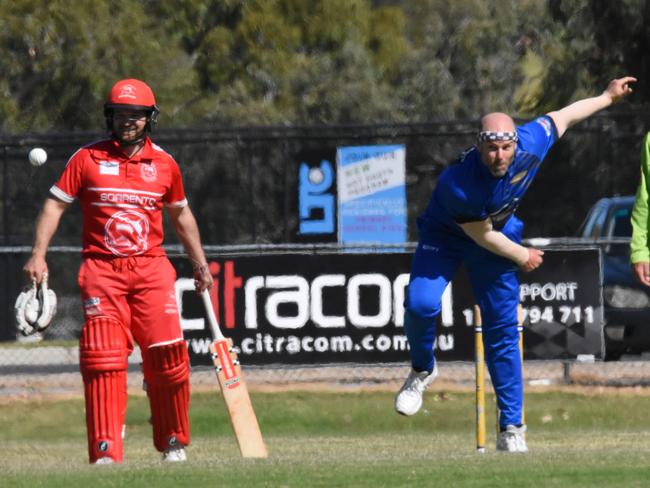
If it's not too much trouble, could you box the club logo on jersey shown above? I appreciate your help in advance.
[117,84,137,100]
[511,170,528,184]
[490,198,520,229]
[104,210,150,256]
[140,163,158,183]
[536,117,552,137]
[99,160,120,176]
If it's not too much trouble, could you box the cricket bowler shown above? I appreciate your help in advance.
[394,76,636,452]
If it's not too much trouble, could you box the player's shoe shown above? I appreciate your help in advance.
[394,366,438,416]
[93,457,115,465]
[496,424,529,453]
[162,445,187,462]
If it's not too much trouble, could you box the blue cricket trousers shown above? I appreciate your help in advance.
[405,218,524,427]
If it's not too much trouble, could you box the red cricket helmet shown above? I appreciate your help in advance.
[104,79,160,135]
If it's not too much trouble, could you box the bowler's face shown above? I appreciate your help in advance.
[479,140,516,177]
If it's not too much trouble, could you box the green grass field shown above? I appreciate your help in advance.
[3,388,650,487]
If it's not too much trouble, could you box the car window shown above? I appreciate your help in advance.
[580,201,608,238]
[592,204,609,237]
[611,208,632,237]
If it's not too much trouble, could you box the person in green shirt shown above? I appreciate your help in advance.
[631,133,650,286]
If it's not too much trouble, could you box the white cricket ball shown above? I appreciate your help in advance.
[28,147,48,166]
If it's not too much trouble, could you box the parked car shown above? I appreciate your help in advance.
[578,195,650,360]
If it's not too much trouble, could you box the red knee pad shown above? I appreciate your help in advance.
[79,316,131,463]
[142,340,191,452]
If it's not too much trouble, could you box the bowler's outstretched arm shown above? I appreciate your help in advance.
[547,76,636,138]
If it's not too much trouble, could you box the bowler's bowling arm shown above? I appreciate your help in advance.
[459,218,529,266]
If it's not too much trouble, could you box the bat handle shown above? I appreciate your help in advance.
[201,289,225,341]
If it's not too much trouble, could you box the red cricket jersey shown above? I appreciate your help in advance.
[51,137,187,257]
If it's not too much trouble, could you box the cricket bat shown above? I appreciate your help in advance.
[201,290,268,458]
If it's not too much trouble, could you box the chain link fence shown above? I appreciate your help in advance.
[4,360,650,402]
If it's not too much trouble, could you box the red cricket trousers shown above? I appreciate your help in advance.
[78,255,183,347]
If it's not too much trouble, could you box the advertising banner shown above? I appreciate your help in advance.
[175,248,603,366]
[296,148,338,242]
[336,145,407,244]
[518,248,604,359]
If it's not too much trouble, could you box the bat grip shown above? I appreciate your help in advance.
[201,289,225,341]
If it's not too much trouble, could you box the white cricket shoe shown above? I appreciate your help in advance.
[163,445,187,462]
[394,367,438,416]
[93,457,115,465]
[496,424,529,453]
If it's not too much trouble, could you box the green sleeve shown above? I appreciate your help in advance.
[630,132,650,263]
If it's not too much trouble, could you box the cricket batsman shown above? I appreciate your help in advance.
[23,79,213,464]
[394,76,637,452]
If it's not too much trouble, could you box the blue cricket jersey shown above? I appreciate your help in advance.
[418,115,559,241]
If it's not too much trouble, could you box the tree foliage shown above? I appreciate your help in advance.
[0,0,196,132]
[517,0,650,115]
[0,0,648,133]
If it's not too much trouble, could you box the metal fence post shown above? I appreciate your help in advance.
[2,145,7,245]
[563,360,572,384]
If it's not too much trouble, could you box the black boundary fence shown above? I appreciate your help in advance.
[2,114,648,247]
[1,116,646,340]
[0,241,649,389]
[1,117,650,387]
